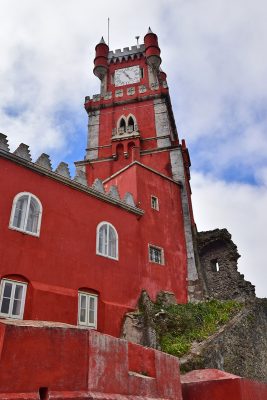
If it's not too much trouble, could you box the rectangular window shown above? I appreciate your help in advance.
[149,245,164,265]
[0,279,27,319]
[151,196,159,211]
[78,292,98,328]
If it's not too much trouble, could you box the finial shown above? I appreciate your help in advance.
[147,27,153,34]
[99,36,106,45]
[135,35,140,48]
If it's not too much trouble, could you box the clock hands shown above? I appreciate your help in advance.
[123,71,131,80]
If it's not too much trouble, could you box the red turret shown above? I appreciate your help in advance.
[93,37,109,80]
[144,27,161,70]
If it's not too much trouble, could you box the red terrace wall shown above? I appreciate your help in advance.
[181,369,267,400]
[104,163,188,303]
[0,156,187,337]
[0,321,183,400]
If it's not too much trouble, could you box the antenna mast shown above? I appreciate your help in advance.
[108,18,110,46]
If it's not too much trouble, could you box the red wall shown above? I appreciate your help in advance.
[0,156,187,336]
[0,321,183,399]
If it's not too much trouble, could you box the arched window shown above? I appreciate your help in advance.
[127,116,135,132]
[96,222,118,260]
[0,279,27,319]
[118,118,126,134]
[9,192,42,236]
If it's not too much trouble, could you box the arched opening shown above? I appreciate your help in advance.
[127,116,135,133]
[127,142,135,161]
[116,143,124,160]
[118,118,126,134]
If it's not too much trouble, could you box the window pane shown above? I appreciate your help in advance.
[108,227,117,258]
[89,310,95,324]
[1,297,10,314]
[14,284,23,300]
[89,297,95,324]
[13,195,28,229]
[26,197,40,233]
[80,308,86,323]
[12,299,22,316]
[79,295,87,323]
[3,282,12,298]
[98,224,108,255]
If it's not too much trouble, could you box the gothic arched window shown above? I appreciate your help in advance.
[128,116,135,132]
[118,118,126,134]
[9,192,42,236]
[96,222,118,260]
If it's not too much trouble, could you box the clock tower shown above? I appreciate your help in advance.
[77,28,200,300]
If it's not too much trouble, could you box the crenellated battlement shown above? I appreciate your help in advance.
[108,44,145,63]
[0,133,142,215]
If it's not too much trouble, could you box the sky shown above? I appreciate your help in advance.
[1,0,267,297]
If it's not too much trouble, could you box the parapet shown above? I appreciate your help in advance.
[0,133,142,215]
[108,44,145,63]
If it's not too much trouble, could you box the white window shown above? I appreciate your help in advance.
[149,245,164,265]
[96,222,118,260]
[9,192,42,236]
[0,279,27,319]
[78,292,98,328]
[151,195,159,211]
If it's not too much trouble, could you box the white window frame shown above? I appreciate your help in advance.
[0,279,27,319]
[78,291,98,329]
[148,244,165,265]
[9,192,43,237]
[96,221,119,260]
[151,195,159,211]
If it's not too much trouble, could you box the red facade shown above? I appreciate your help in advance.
[0,29,196,337]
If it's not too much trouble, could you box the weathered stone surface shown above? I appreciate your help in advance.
[121,290,157,349]
[108,185,120,200]
[86,110,100,160]
[0,133,10,152]
[55,162,71,179]
[74,167,87,186]
[153,98,171,148]
[124,192,135,207]
[197,229,255,301]
[13,143,32,161]
[92,178,105,193]
[180,299,267,383]
[35,153,52,170]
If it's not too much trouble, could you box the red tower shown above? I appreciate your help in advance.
[77,28,199,300]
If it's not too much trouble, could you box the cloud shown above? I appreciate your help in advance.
[192,171,267,298]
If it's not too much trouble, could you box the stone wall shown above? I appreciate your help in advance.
[180,299,267,383]
[197,229,255,301]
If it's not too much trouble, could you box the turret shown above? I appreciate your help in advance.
[144,27,162,70]
[93,37,109,80]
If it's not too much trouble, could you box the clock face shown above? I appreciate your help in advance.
[114,66,140,87]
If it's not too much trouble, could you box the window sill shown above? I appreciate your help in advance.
[8,226,40,238]
[96,252,119,261]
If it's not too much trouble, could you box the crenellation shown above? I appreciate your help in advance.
[13,143,32,162]
[74,167,87,186]
[92,178,105,193]
[108,185,120,200]
[124,192,135,207]
[55,162,71,179]
[0,133,10,152]
[35,153,52,170]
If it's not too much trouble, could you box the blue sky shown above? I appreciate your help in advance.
[1,0,267,297]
